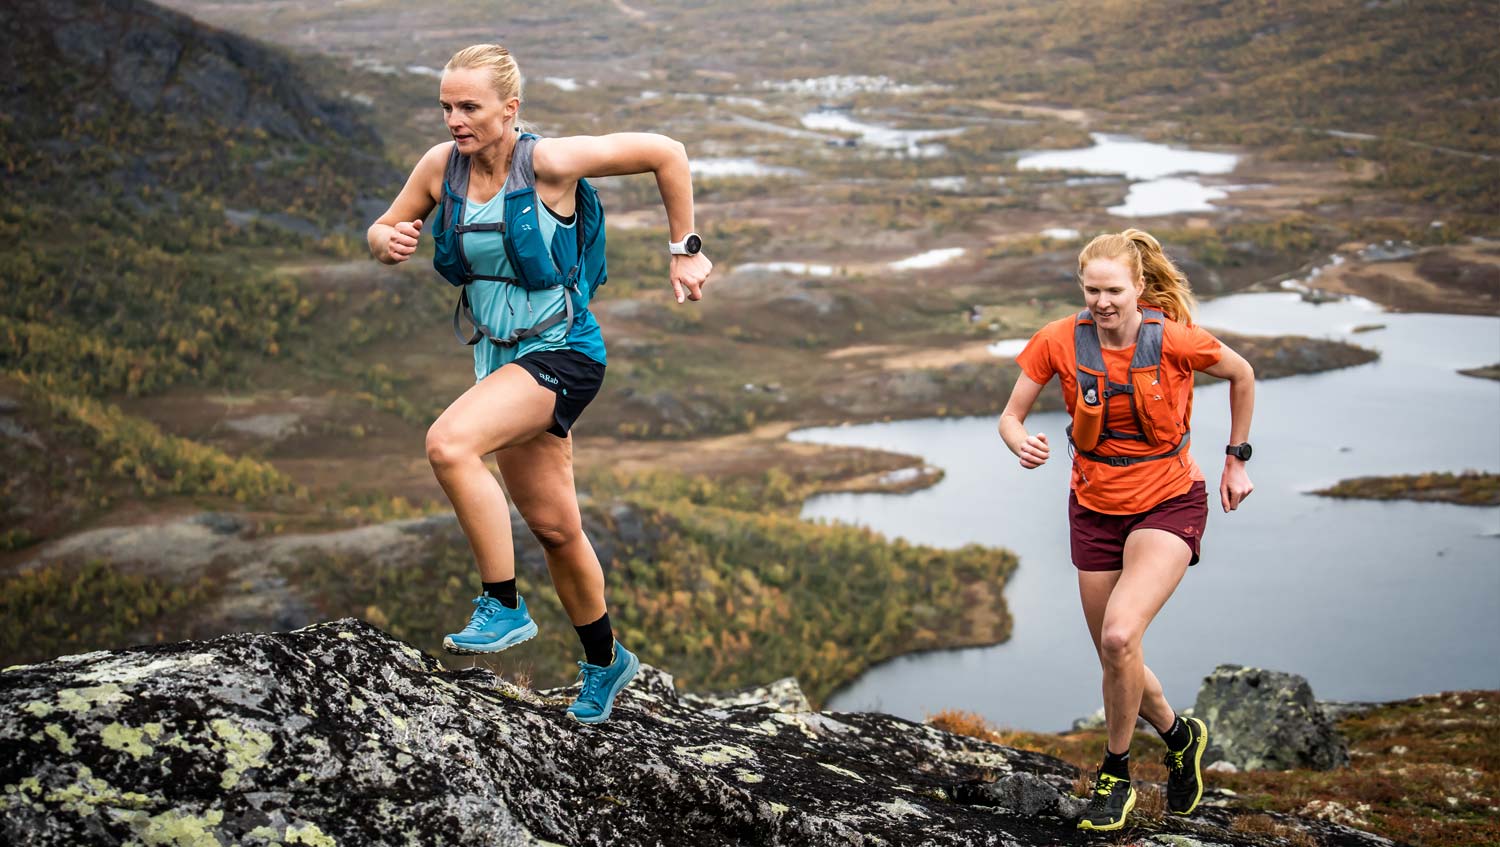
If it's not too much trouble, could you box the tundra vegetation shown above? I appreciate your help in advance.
[933,689,1500,846]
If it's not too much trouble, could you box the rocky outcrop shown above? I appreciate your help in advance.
[1193,664,1351,771]
[2,622,1394,846]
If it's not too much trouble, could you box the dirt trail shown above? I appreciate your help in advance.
[972,99,1091,125]
[1313,127,1494,162]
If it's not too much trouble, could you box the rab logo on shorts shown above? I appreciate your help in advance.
[1183,525,1196,535]
[538,372,559,385]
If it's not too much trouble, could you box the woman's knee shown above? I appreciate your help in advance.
[524,513,583,551]
[1099,625,1140,663]
[425,423,474,471]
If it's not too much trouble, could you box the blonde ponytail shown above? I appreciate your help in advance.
[1077,228,1197,324]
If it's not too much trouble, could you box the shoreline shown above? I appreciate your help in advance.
[1312,471,1500,508]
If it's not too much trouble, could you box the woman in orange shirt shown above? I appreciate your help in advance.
[998,229,1256,831]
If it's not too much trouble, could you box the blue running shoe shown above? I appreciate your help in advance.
[565,641,639,724]
[442,594,538,655]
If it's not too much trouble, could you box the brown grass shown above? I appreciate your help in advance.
[1231,814,1318,847]
[1133,783,1166,822]
[927,709,1026,748]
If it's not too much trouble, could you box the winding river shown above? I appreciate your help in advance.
[793,292,1500,730]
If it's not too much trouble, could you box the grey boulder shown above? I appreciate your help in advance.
[1193,664,1351,771]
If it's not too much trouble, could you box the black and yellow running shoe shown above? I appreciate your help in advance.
[1076,771,1136,831]
[1164,716,1209,815]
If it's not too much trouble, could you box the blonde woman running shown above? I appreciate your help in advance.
[368,44,712,724]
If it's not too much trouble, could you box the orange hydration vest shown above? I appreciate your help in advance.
[1066,307,1190,467]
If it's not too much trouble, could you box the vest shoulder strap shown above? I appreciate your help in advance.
[1074,309,1104,373]
[1130,307,1166,372]
[443,143,470,198]
[1074,308,1167,372]
[508,133,587,276]
[508,133,540,192]
[446,133,534,200]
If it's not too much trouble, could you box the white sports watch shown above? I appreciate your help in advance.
[668,232,702,256]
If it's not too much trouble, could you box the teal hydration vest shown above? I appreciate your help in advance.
[431,133,608,346]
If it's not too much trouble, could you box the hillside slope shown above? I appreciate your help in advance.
[1,0,398,399]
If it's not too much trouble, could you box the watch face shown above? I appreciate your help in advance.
[685,234,702,255]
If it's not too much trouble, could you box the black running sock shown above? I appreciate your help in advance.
[1161,715,1192,751]
[482,579,518,609]
[1102,747,1131,781]
[574,612,614,667]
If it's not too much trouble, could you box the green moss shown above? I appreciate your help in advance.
[137,808,225,847]
[23,700,53,718]
[56,683,128,713]
[101,722,154,760]
[209,719,274,790]
[43,723,76,754]
[677,742,756,766]
[39,765,158,817]
[285,822,337,847]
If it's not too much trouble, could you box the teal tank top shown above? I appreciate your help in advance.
[461,186,607,381]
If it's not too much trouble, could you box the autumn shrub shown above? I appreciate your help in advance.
[0,562,214,666]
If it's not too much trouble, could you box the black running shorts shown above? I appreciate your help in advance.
[512,349,606,438]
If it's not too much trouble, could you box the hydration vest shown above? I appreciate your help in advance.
[1066,307,1190,467]
[431,133,608,346]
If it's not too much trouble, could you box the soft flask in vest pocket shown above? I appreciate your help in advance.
[502,186,575,292]
[1071,367,1107,452]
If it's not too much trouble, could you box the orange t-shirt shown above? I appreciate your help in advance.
[1016,311,1223,515]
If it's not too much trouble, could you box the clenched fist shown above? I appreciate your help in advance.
[1019,432,1050,469]
[383,219,423,264]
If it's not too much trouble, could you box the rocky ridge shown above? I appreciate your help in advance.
[2,620,1399,846]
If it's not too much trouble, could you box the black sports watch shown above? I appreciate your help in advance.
[1226,443,1253,462]
[668,232,702,256]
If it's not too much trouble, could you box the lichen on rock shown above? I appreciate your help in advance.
[1,620,1396,846]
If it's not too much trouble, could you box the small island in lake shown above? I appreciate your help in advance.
[1313,471,1500,507]
[1458,363,1500,381]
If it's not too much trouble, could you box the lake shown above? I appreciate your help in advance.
[793,291,1500,730]
[1017,134,1240,217]
[801,109,965,158]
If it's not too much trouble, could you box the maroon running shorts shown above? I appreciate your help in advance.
[1069,480,1209,572]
